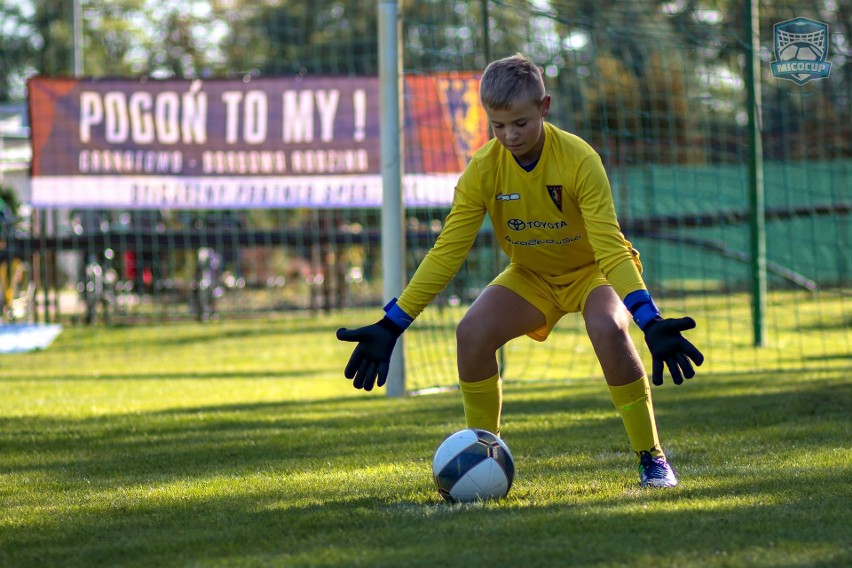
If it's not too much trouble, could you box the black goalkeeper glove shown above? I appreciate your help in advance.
[624,290,704,386]
[336,317,403,391]
[643,317,705,386]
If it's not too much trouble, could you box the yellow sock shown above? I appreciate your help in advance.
[608,376,665,458]
[459,373,502,436]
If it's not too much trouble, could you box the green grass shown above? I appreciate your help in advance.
[0,293,850,567]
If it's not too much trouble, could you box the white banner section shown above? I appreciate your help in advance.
[31,174,458,209]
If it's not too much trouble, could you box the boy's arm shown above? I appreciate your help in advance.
[336,166,487,391]
[395,192,486,320]
[573,154,644,297]
[575,154,705,385]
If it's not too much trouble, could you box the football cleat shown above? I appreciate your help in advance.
[638,451,678,488]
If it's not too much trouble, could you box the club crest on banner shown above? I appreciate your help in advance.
[770,17,832,85]
[438,77,489,167]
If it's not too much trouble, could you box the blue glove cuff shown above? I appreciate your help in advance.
[383,297,414,330]
[624,290,661,331]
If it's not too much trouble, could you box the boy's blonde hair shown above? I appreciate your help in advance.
[479,53,546,110]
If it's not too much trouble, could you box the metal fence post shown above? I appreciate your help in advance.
[745,0,766,347]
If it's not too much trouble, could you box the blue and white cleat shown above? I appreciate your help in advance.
[638,451,679,488]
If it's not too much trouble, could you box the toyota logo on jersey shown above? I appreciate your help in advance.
[507,219,567,231]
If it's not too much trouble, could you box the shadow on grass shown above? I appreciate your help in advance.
[1,371,850,566]
[147,321,351,347]
[3,460,849,567]
[0,369,319,382]
[797,314,852,332]
[803,352,852,362]
[2,375,848,483]
[68,321,349,349]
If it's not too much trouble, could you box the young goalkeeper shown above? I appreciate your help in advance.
[337,53,704,488]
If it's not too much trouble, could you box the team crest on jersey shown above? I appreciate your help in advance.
[546,185,563,211]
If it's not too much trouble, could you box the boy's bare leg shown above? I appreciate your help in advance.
[454,285,544,434]
[456,285,545,381]
[583,285,667,462]
[582,285,645,387]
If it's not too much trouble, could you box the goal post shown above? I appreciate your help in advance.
[378,0,406,397]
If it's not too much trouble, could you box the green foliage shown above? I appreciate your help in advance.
[0,3,35,102]
[0,185,20,215]
[0,298,849,567]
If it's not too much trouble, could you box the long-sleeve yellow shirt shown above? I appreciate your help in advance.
[397,122,645,320]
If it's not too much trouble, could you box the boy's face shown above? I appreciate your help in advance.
[485,95,550,166]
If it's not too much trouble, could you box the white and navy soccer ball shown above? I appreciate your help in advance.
[432,428,515,503]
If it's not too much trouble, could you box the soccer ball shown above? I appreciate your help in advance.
[432,428,515,503]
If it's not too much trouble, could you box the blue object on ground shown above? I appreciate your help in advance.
[0,324,63,354]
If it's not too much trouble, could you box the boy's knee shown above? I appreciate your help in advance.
[585,312,630,343]
[456,314,481,346]
[457,314,499,351]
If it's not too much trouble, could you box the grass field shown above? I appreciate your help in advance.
[0,294,850,567]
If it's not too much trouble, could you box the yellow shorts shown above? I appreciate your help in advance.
[489,263,609,342]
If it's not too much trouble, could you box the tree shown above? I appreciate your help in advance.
[0,3,38,101]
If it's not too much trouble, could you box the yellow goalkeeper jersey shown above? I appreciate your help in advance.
[397,122,645,319]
